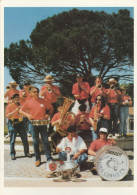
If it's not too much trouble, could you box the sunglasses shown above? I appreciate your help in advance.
[96,98,102,101]
[11,85,16,87]
[33,91,39,93]
[122,89,126,91]
[100,132,107,135]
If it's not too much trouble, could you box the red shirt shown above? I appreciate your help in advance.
[90,86,106,103]
[121,95,131,104]
[19,90,31,106]
[6,103,21,119]
[5,89,19,102]
[75,113,91,130]
[89,104,110,119]
[40,85,61,103]
[72,82,90,100]
[89,139,114,152]
[51,112,60,123]
[21,98,53,120]
[106,89,121,103]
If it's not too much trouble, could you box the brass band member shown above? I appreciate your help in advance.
[40,75,61,136]
[19,87,53,167]
[50,98,75,149]
[4,81,19,103]
[119,86,132,136]
[72,74,90,114]
[75,104,92,147]
[90,76,106,107]
[106,78,121,137]
[6,94,31,160]
[89,95,110,141]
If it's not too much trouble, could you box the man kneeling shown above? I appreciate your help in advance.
[56,125,88,165]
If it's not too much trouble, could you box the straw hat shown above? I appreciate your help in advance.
[9,81,18,85]
[43,75,54,82]
[107,78,117,85]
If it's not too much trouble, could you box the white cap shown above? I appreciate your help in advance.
[99,128,108,134]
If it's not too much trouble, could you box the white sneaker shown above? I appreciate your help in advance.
[5,134,10,138]
[27,133,31,137]
[108,134,113,137]
[115,133,119,137]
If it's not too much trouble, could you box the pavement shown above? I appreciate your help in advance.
[4,135,134,187]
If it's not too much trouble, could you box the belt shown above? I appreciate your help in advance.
[108,103,118,106]
[10,118,23,123]
[30,119,48,126]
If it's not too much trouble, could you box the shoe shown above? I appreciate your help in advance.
[115,133,119,137]
[11,156,16,160]
[108,134,113,137]
[35,161,41,167]
[25,153,32,158]
[5,134,10,139]
[47,157,53,161]
[123,134,127,137]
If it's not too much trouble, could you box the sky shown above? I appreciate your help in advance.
[4,7,134,91]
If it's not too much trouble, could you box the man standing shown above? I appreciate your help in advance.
[106,78,121,137]
[4,81,19,103]
[72,74,90,114]
[40,75,61,135]
[40,75,61,113]
[6,94,31,160]
[19,81,32,136]
[90,77,106,107]
[19,87,53,167]
[56,125,88,165]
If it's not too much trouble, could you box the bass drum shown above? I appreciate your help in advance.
[94,145,129,181]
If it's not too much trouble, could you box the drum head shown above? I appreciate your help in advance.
[94,145,129,181]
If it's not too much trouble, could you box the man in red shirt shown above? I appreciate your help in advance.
[40,75,61,135]
[90,76,106,107]
[106,78,121,136]
[19,81,32,136]
[19,87,53,167]
[75,104,92,147]
[6,94,31,160]
[88,128,116,156]
[119,86,132,136]
[72,74,90,114]
[4,81,19,103]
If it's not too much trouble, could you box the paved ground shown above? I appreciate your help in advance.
[4,143,134,187]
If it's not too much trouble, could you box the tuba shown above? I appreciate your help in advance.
[56,97,75,137]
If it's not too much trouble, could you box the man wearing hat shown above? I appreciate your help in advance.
[106,78,121,137]
[4,81,19,103]
[40,75,61,135]
[72,74,90,114]
[19,81,32,136]
[88,127,116,156]
[19,81,31,106]
[5,94,31,160]
[90,76,106,107]
[56,125,88,165]
[40,75,61,112]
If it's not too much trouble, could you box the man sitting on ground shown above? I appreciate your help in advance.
[56,125,88,165]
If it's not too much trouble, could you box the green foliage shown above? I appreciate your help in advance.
[5,9,133,96]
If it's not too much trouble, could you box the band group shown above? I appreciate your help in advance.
[4,74,132,169]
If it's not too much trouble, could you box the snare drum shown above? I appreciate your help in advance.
[94,145,129,181]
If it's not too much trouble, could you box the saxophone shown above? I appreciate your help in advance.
[92,105,99,131]
[56,97,75,137]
